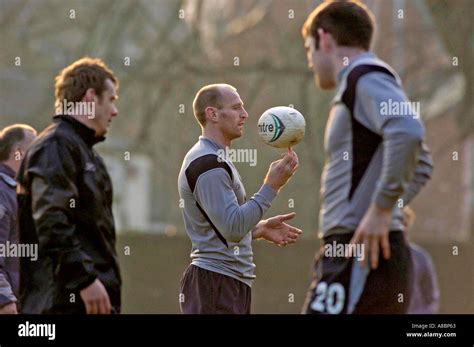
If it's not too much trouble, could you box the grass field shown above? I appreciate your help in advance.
[118,232,473,314]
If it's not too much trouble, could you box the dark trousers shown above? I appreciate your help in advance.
[180,264,251,314]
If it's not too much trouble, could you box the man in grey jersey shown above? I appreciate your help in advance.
[300,1,433,314]
[178,83,301,314]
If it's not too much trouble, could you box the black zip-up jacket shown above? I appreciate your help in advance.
[17,115,121,313]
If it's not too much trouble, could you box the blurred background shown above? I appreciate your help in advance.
[0,0,473,313]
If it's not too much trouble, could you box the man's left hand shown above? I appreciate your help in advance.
[253,212,302,246]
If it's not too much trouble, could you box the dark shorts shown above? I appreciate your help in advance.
[302,231,413,314]
[180,264,251,314]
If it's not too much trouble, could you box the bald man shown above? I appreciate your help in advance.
[178,84,301,314]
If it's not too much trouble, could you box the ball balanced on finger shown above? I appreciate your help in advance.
[258,106,306,148]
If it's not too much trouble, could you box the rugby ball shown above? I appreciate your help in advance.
[257,106,305,148]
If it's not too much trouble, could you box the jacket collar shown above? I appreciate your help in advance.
[0,163,16,187]
[53,115,105,147]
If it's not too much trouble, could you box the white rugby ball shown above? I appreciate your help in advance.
[257,106,306,148]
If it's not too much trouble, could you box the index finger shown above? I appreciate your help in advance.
[278,212,296,222]
[290,226,303,234]
[349,231,362,248]
[370,237,379,269]
[104,292,112,314]
[280,152,293,164]
[97,299,108,314]
[84,301,93,315]
[88,300,98,315]
[292,151,299,165]
[361,235,370,268]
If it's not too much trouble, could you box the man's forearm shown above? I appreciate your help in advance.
[196,168,277,243]
[373,134,422,209]
[400,143,433,205]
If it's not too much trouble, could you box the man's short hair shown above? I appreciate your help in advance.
[54,57,119,105]
[0,124,36,161]
[302,0,375,51]
[192,84,237,126]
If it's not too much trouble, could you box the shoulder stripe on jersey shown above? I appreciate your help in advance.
[341,64,395,200]
[185,154,233,193]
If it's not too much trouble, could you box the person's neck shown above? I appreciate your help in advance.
[68,114,99,137]
[333,47,368,77]
[202,128,231,148]
[2,159,18,175]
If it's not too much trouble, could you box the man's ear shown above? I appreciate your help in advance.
[318,28,334,53]
[205,106,218,123]
[83,88,97,102]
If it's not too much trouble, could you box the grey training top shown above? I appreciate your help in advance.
[320,52,433,237]
[178,136,277,287]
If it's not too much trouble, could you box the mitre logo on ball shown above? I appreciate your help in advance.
[258,106,306,148]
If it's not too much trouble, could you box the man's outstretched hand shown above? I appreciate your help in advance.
[253,212,302,246]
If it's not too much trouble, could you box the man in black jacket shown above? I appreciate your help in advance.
[17,57,121,314]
